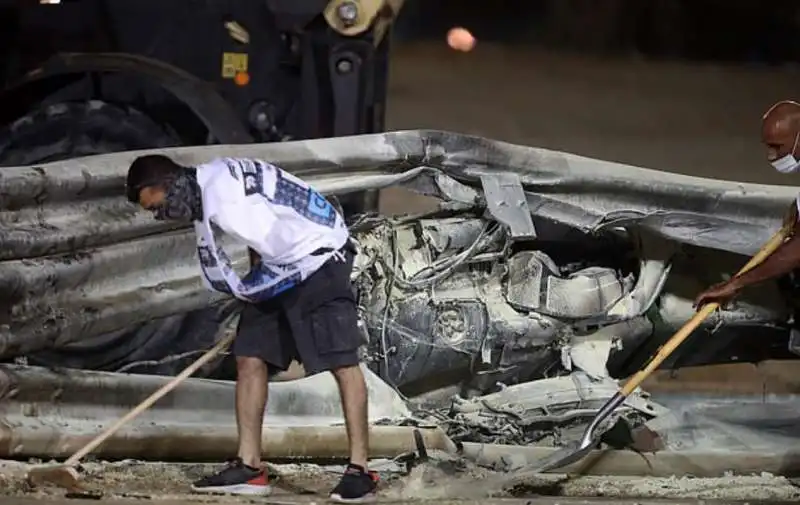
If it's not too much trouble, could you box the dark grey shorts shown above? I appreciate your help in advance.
[233,248,363,375]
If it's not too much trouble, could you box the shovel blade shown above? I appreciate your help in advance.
[525,417,639,474]
[528,438,599,473]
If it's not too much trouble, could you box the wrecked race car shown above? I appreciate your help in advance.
[0,130,797,458]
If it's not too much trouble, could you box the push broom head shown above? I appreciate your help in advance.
[26,464,84,492]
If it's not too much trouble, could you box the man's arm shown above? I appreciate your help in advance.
[730,203,800,290]
[726,226,800,290]
[694,211,800,307]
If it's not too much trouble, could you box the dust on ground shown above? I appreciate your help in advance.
[3,455,800,503]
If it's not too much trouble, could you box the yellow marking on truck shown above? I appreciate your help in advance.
[222,52,248,79]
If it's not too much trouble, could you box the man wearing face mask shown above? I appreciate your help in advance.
[125,155,376,503]
[693,100,800,307]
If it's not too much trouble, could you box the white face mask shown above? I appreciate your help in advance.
[772,132,800,173]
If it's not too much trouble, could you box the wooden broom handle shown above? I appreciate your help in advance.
[620,228,789,396]
[64,332,235,466]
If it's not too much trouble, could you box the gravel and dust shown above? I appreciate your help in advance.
[2,455,799,503]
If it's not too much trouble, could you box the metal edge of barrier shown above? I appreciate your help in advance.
[0,363,414,460]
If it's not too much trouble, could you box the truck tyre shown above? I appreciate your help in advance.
[0,100,179,166]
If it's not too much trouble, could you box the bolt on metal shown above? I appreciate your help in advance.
[337,1,358,26]
[336,58,353,73]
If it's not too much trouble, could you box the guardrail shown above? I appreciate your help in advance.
[2,363,799,479]
[0,363,412,460]
[0,130,793,360]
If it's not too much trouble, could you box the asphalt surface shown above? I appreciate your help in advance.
[380,42,800,214]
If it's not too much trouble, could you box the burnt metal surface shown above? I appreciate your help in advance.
[479,172,537,240]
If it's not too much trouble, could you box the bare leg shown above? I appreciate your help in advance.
[236,356,268,468]
[331,364,369,468]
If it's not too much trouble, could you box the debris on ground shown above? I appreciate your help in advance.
[2,454,799,503]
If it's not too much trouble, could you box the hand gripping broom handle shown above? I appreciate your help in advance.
[620,228,789,397]
[63,331,236,466]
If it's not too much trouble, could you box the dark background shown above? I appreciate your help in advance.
[394,0,800,64]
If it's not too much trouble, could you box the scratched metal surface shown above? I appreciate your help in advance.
[0,129,796,359]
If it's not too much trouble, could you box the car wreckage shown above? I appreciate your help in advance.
[0,130,798,465]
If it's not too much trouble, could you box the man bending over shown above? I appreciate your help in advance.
[126,154,375,503]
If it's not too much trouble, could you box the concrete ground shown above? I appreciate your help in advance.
[4,498,795,505]
[3,459,800,503]
[3,498,783,505]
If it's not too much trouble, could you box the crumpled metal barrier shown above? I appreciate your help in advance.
[0,129,795,359]
[462,442,800,479]
[0,363,413,459]
[3,362,798,478]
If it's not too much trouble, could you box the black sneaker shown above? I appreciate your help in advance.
[329,463,378,503]
[190,458,271,496]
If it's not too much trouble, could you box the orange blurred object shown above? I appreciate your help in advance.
[234,71,250,86]
[447,27,476,52]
